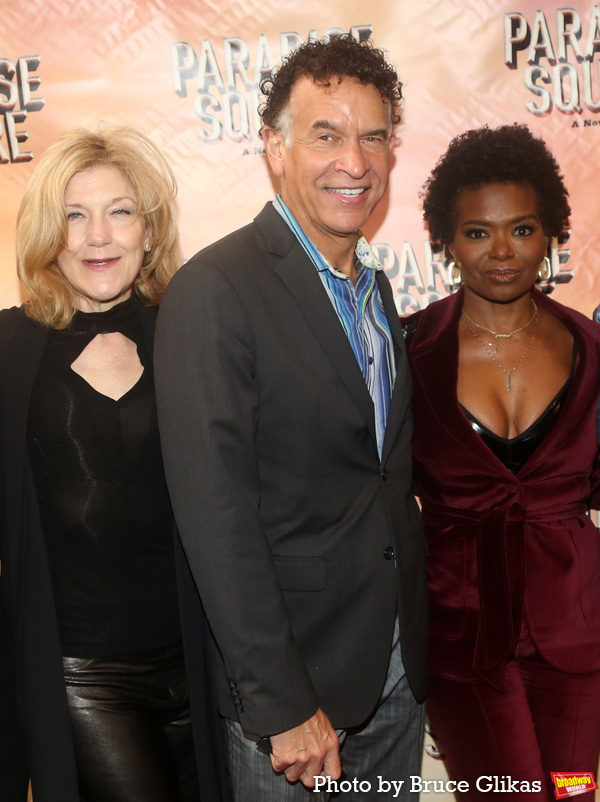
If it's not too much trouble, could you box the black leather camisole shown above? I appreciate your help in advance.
[460,351,576,474]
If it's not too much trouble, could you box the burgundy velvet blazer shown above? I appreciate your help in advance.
[405,288,600,689]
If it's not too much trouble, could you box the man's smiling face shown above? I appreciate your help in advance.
[264,75,394,263]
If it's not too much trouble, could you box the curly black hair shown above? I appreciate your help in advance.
[260,33,402,132]
[422,124,571,250]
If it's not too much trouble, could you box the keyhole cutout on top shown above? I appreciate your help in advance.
[70,332,143,401]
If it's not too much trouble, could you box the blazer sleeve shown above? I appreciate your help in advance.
[154,258,319,738]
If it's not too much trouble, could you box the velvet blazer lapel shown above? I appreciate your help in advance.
[406,289,490,468]
[407,288,600,479]
[517,290,600,479]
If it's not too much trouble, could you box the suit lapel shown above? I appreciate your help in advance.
[408,290,502,469]
[407,289,600,478]
[377,272,412,464]
[515,291,600,478]
[256,205,378,449]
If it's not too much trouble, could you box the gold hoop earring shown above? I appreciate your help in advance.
[447,261,462,287]
[538,256,552,281]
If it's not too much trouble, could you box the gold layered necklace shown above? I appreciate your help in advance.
[462,299,537,347]
[461,300,539,392]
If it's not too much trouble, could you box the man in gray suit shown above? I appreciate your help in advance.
[155,34,428,801]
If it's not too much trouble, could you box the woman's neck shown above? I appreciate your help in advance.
[461,290,536,336]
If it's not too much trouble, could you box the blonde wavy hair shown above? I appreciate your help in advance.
[17,124,181,329]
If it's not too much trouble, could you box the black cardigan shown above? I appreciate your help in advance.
[0,303,229,801]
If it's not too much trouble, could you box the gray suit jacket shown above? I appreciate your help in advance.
[155,202,428,738]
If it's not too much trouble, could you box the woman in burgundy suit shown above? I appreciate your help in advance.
[404,124,600,798]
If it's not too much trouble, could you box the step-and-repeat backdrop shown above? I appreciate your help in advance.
[3,0,600,790]
[2,1,600,317]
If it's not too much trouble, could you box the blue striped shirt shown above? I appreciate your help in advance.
[273,195,396,458]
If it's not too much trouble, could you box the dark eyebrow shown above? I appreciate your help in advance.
[460,214,539,226]
[309,120,389,140]
[310,120,337,133]
[364,128,390,140]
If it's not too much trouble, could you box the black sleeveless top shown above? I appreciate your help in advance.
[27,298,180,657]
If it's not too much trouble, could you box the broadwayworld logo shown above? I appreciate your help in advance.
[551,772,598,799]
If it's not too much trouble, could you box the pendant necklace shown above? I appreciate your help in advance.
[462,302,539,392]
[462,299,537,353]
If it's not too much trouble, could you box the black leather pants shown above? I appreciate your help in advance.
[63,641,199,802]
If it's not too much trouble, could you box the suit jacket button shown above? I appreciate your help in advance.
[381,469,388,481]
[384,546,395,560]
[236,704,244,713]
[228,679,237,688]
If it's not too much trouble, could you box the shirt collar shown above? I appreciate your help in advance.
[273,194,384,279]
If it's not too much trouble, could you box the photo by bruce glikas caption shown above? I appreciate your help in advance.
[312,776,543,795]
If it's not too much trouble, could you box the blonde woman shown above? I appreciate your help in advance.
[0,125,205,802]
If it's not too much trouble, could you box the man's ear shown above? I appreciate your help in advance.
[262,127,285,178]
